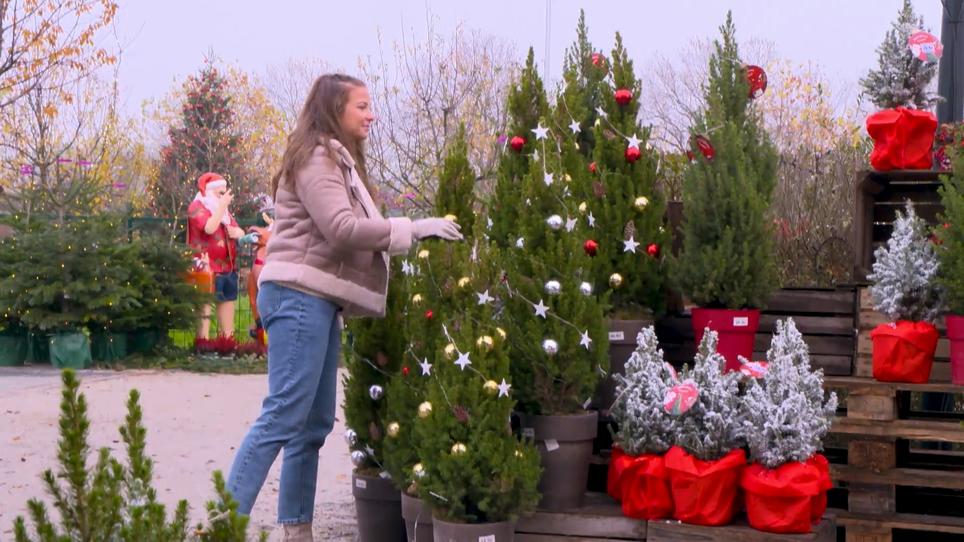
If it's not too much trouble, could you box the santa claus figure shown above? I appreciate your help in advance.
[187,172,245,339]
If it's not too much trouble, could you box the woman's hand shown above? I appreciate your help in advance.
[413,218,463,241]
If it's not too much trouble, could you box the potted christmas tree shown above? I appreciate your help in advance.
[608,327,676,520]
[664,329,746,526]
[740,319,837,533]
[343,258,408,542]
[672,12,779,371]
[555,17,669,408]
[0,228,28,366]
[938,138,964,384]
[860,0,940,171]
[868,201,945,383]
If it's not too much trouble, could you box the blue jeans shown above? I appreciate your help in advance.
[227,281,341,524]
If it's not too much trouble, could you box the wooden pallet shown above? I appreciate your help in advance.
[853,169,945,282]
[514,492,835,541]
[655,287,856,377]
[823,376,964,542]
[855,287,954,383]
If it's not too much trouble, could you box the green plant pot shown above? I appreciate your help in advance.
[0,332,28,366]
[50,331,92,370]
[27,332,50,364]
[128,329,161,354]
[90,331,128,362]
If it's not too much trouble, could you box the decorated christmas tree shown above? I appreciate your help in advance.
[342,259,407,476]
[153,62,258,220]
[860,0,939,110]
[610,327,676,456]
[672,12,779,310]
[672,331,744,461]
[868,201,945,322]
[742,319,837,468]
[552,10,607,159]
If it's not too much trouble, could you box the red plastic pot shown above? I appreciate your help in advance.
[741,460,823,534]
[620,453,673,520]
[691,308,760,372]
[946,314,964,385]
[870,320,938,383]
[664,446,746,526]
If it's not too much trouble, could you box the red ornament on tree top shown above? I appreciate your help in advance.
[693,135,715,161]
[591,52,605,67]
[614,88,633,106]
[647,243,660,258]
[402,366,410,376]
[510,136,526,152]
[745,65,767,99]
[584,239,599,257]
[625,146,641,163]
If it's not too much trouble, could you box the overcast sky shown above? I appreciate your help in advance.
[110,0,944,113]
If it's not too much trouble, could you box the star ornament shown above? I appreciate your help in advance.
[623,237,640,253]
[595,106,608,119]
[580,330,593,349]
[531,123,549,140]
[543,172,554,186]
[533,299,549,319]
[419,358,433,376]
[587,212,596,228]
[401,260,414,276]
[565,217,577,232]
[454,351,472,371]
[477,289,494,305]
[497,379,512,398]
[626,133,642,149]
[568,120,581,134]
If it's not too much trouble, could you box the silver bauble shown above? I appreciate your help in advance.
[546,214,564,230]
[579,282,593,296]
[542,339,559,356]
[368,384,384,401]
[350,450,367,467]
[545,280,562,295]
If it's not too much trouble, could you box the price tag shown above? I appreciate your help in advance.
[479,536,496,542]
[608,331,625,341]
[522,427,535,439]
[545,439,560,452]
[733,317,749,327]
[355,478,367,489]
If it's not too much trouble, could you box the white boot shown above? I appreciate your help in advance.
[282,523,313,542]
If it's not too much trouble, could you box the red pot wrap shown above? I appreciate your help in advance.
[807,454,832,523]
[870,320,939,383]
[945,314,964,385]
[607,447,634,502]
[691,308,761,373]
[866,107,937,171]
[740,461,823,534]
[664,446,746,526]
[620,453,673,520]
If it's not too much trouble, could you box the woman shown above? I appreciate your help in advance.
[226,74,462,541]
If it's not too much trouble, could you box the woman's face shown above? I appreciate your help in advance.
[340,85,374,141]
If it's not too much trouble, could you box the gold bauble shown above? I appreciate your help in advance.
[563,173,572,182]
[412,462,426,479]
[578,201,588,214]
[514,450,524,458]
[457,276,471,288]
[476,335,494,352]
[443,214,458,222]
[411,294,423,306]
[451,442,468,455]
[387,422,400,438]
[633,196,650,211]
[483,380,499,395]
[444,343,457,359]
[417,249,430,259]
[495,327,507,340]
[418,401,433,418]
[609,273,624,288]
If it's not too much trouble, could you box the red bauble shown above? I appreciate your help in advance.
[614,88,633,106]
[589,161,598,174]
[584,240,599,257]
[510,136,526,152]
[647,243,660,258]
[402,366,410,376]
[693,135,715,161]
[591,52,604,66]
[425,310,434,320]
[625,146,642,163]
[745,65,768,99]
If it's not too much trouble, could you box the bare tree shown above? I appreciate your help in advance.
[359,15,518,210]
[260,57,333,131]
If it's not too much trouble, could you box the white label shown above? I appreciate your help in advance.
[608,331,625,341]
[522,427,535,439]
[733,317,749,327]
[545,439,560,452]
[582,397,592,409]
[479,536,496,542]
[379,471,392,480]
[355,479,367,489]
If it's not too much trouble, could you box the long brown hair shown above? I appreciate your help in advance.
[271,73,372,198]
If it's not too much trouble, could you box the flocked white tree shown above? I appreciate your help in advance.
[859,0,939,110]
[741,319,838,469]
[673,330,744,461]
[610,327,677,456]
[869,201,945,323]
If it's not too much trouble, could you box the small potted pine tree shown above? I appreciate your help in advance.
[937,139,964,384]
[342,259,408,542]
[860,0,940,171]
[740,318,838,533]
[868,201,945,383]
[672,12,779,371]
[0,229,28,366]
[608,327,676,520]
[664,329,746,526]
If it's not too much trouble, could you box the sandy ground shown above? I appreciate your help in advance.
[0,366,358,541]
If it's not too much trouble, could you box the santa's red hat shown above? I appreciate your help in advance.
[197,172,227,194]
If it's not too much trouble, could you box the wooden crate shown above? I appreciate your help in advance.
[855,287,952,382]
[655,287,856,377]
[514,492,835,541]
[823,376,964,542]
[853,169,945,283]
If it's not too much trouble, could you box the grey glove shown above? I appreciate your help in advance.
[413,217,463,241]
